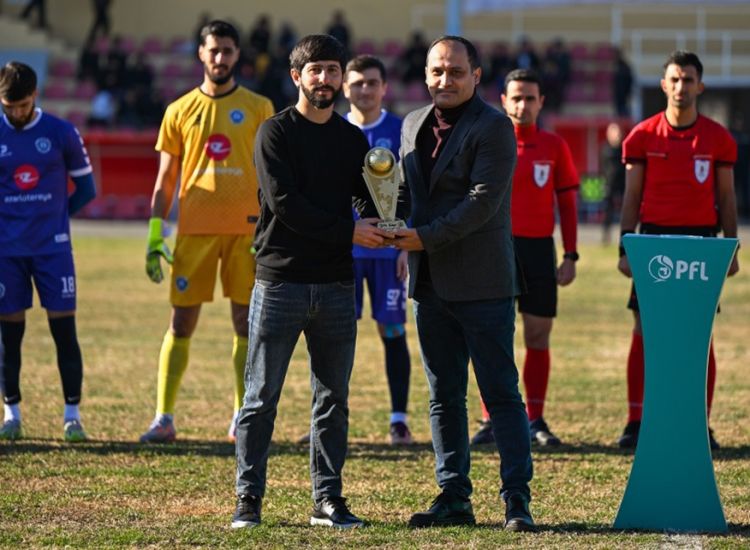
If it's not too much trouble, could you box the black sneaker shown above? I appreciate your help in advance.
[529,417,561,446]
[708,427,720,450]
[617,420,641,448]
[310,496,364,529]
[408,492,476,527]
[470,419,494,445]
[504,493,536,532]
[231,494,262,529]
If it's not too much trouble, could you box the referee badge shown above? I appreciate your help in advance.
[533,162,551,187]
[694,159,710,184]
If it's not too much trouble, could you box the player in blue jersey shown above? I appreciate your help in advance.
[345,55,413,444]
[0,62,96,442]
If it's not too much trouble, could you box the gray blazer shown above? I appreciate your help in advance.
[399,93,520,302]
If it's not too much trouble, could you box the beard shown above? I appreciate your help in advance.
[205,64,234,85]
[300,82,341,109]
[6,103,36,129]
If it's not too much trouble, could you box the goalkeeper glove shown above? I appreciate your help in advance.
[145,217,173,283]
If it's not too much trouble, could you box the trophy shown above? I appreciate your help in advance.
[362,147,407,232]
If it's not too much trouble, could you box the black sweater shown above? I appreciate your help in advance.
[253,107,374,283]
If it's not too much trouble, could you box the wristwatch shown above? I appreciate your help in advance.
[563,251,579,262]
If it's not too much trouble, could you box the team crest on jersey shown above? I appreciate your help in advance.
[175,276,189,292]
[375,137,392,150]
[533,162,551,188]
[694,159,710,184]
[205,134,231,161]
[230,109,245,124]
[14,164,40,190]
[35,137,52,154]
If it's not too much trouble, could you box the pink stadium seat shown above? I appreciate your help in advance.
[49,59,76,78]
[162,63,184,79]
[189,62,204,79]
[44,82,69,100]
[73,80,97,100]
[593,43,616,62]
[383,40,404,58]
[120,35,137,55]
[564,86,588,103]
[570,43,589,61]
[94,35,110,54]
[141,36,164,54]
[593,86,612,103]
[404,82,427,102]
[66,109,88,129]
[355,40,376,55]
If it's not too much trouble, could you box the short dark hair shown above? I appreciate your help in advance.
[199,20,240,48]
[664,50,703,80]
[427,35,481,71]
[504,68,542,94]
[345,55,387,82]
[289,34,347,73]
[0,61,37,101]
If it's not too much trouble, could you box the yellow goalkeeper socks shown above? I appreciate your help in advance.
[232,335,248,412]
[156,332,190,415]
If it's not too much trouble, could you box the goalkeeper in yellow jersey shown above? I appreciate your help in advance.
[140,20,274,443]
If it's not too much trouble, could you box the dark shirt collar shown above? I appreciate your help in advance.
[434,91,476,126]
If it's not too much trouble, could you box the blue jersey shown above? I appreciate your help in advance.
[347,110,402,260]
[0,109,92,257]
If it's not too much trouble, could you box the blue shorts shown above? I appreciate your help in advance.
[354,257,407,325]
[0,253,77,314]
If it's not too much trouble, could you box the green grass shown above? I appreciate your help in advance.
[1,224,749,548]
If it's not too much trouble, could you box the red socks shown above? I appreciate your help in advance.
[627,332,645,422]
[523,348,551,422]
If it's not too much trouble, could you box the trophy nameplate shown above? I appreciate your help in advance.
[362,147,407,232]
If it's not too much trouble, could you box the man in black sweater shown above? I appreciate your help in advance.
[232,34,390,530]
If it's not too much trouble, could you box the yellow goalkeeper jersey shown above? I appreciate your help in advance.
[156,85,274,235]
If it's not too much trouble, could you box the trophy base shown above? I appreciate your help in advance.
[378,220,407,232]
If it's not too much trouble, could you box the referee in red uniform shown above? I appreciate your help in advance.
[472,69,579,447]
[617,50,740,449]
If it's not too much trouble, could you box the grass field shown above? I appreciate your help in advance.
[1,222,749,549]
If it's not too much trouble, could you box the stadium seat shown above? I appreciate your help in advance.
[66,109,88,129]
[140,36,164,54]
[162,62,184,79]
[593,43,617,62]
[44,82,69,100]
[120,35,137,55]
[73,80,97,101]
[94,35,110,54]
[383,40,404,58]
[355,40,377,55]
[570,43,590,61]
[49,59,76,78]
[403,82,428,102]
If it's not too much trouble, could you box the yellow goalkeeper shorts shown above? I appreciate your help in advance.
[170,234,255,306]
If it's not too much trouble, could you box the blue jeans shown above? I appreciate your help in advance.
[413,283,533,501]
[235,279,357,502]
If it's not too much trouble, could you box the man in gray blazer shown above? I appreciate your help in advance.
[393,36,535,532]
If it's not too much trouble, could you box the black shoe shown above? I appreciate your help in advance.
[504,493,536,532]
[408,492,476,527]
[618,420,640,448]
[231,494,262,529]
[310,496,364,529]
[529,417,561,447]
[709,427,720,450]
[470,419,494,445]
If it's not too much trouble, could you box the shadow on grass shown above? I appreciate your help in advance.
[3,439,749,462]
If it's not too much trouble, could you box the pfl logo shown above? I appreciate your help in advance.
[14,164,40,190]
[205,134,231,161]
[648,254,708,283]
